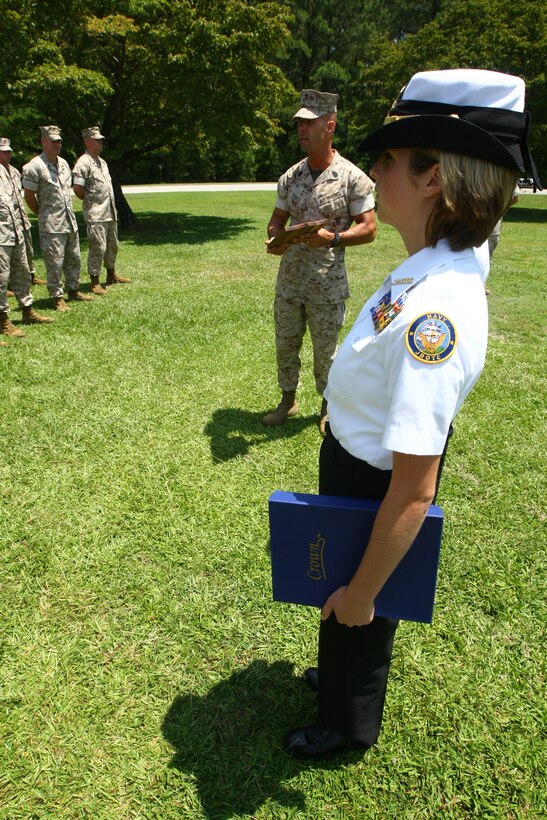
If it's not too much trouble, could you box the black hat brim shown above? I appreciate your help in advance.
[358,115,526,173]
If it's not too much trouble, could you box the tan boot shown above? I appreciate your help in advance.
[106,268,131,284]
[22,306,54,324]
[90,276,108,295]
[67,290,94,302]
[319,398,328,438]
[53,297,71,312]
[0,311,25,337]
[262,391,298,426]
[6,289,15,297]
[31,274,47,285]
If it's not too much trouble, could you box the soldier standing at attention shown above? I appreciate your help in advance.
[263,89,376,435]
[0,137,52,341]
[0,139,46,289]
[22,125,93,312]
[73,126,130,294]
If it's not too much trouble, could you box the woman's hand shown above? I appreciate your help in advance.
[321,585,375,627]
[322,453,442,629]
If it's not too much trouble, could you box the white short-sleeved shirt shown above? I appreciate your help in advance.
[325,239,488,469]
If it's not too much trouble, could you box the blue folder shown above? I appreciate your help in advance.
[269,490,444,623]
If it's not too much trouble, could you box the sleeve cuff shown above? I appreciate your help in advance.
[349,192,375,216]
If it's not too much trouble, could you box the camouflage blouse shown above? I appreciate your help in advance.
[22,154,78,234]
[72,153,117,224]
[275,152,374,304]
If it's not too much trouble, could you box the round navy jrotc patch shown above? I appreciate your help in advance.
[405,313,457,364]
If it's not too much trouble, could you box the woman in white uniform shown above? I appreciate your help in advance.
[283,69,541,760]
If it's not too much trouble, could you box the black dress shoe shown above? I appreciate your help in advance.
[304,666,319,692]
[283,723,362,760]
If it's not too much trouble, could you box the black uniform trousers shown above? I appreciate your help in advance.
[317,424,450,747]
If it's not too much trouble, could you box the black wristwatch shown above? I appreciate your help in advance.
[330,232,342,248]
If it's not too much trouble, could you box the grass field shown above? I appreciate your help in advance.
[0,191,545,819]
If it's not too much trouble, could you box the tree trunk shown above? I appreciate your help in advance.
[111,171,136,229]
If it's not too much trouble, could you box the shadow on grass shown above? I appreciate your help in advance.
[119,211,257,246]
[162,660,308,818]
[27,296,54,311]
[26,282,96,309]
[505,206,547,224]
[204,407,318,462]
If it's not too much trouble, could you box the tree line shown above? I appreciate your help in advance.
[1,0,545,186]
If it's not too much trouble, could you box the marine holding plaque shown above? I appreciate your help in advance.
[263,89,377,435]
[280,69,542,761]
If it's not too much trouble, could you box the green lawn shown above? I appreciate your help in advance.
[0,191,545,819]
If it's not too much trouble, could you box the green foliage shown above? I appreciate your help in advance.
[0,0,544,181]
[256,0,447,173]
[355,0,547,171]
[14,65,113,143]
[0,0,294,176]
[263,0,388,173]
[0,190,545,817]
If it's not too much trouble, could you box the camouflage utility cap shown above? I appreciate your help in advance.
[40,125,62,141]
[82,125,105,140]
[294,89,338,120]
[0,138,12,151]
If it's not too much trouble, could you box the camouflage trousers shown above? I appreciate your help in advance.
[40,231,81,297]
[274,294,346,394]
[24,227,35,274]
[86,220,119,278]
[8,228,35,287]
[488,232,500,260]
[0,242,32,313]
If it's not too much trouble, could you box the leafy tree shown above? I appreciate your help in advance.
[354,0,547,175]
[255,0,445,177]
[379,0,445,40]
[2,0,543,184]
[0,0,294,184]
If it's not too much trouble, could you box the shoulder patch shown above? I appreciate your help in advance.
[405,312,457,364]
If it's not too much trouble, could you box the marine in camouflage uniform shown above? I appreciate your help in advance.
[0,144,44,287]
[264,89,376,433]
[23,125,92,311]
[11,166,41,283]
[0,137,52,340]
[73,126,130,294]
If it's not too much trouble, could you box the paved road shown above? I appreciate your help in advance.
[122,182,277,194]
[122,181,544,196]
